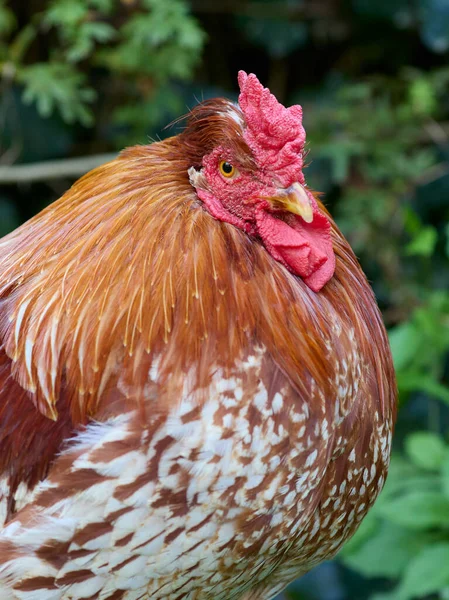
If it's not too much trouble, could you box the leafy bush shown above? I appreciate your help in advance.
[390,293,449,407]
[0,0,204,139]
[304,59,449,600]
[305,67,449,312]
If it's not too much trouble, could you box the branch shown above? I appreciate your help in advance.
[424,119,449,149]
[412,161,449,187]
[0,153,118,184]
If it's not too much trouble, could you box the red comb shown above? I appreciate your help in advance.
[238,71,306,188]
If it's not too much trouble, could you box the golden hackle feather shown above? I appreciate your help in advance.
[0,138,393,426]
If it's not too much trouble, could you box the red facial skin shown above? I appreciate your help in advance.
[195,147,275,235]
[194,145,335,293]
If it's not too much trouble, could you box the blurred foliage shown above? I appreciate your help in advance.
[302,43,449,600]
[305,68,449,303]
[0,0,204,140]
[1,1,449,599]
[293,6,449,597]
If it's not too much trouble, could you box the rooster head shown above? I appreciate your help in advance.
[184,71,335,292]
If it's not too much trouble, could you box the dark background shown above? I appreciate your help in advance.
[1,1,449,598]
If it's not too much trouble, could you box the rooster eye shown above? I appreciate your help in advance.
[219,160,237,179]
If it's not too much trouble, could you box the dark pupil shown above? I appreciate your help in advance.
[222,162,233,174]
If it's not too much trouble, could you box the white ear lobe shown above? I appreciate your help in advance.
[188,166,209,191]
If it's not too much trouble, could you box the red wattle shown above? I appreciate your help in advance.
[255,205,335,292]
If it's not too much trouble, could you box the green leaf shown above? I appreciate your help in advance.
[44,0,88,29]
[99,4,204,79]
[397,372,449,406]
[341,522,437,579]
[409,77,437,116]
[441,448,449,498]
[388,322,421,371]
[398,543,449,597]
[18,62,96,125]
[66,21,116,62]
[403,206,422,235]
[0,0,16,37]
[378,491,449,529]
[8,23,37,63]
[316,140,364,183]
[44,0,116,62]
[375,455,440,503]
[405,225,438,257]
[88,0,114,12]
[405,431,446,470]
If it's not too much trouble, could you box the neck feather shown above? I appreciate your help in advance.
[0,141,394,425]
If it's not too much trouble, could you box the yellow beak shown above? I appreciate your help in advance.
[265,182,314,224]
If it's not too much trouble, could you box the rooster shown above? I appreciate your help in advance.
[0,72,396,599]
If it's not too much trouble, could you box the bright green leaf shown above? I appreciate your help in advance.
[341,523,438,579]
[403,206,423,236]
[18,62,96,125]
[66,21,116,62]
[88,0,114,12]
[98,4,204,79]
[378,491,449,529]
[44,0,88,28]
[398,543,449,597]
[405,225,438,257]
[397,372,449,406]
[441,449,449,498]
[405,431,446,471]
[377,455,440,504]
[409,77,437,116]
[388,322,421,371]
